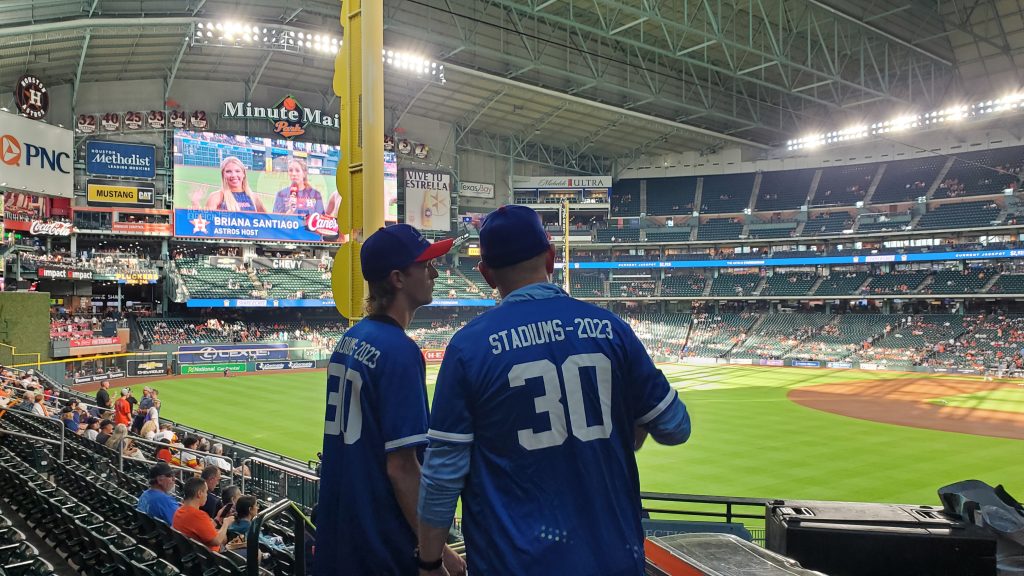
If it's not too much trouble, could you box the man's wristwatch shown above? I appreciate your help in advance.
[414,547,443,571]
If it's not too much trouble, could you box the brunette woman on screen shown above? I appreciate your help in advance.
[204,156,267,213]
[272,158,325,216]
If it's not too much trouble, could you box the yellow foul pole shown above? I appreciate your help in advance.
[563,199,571,294]
[331,0,385,323]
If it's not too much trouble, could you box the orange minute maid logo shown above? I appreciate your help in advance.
[273,95,307,139]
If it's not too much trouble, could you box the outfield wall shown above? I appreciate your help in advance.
[674,356,980,375]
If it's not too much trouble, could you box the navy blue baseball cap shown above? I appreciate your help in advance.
[479,205,551,269]
[360,224,453,282]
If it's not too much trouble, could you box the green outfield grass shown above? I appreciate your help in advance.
[125,366,1024,506]
[929,386,1024,414]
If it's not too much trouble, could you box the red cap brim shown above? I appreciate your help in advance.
[415,237,454,262]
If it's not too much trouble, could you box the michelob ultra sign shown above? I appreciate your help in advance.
[87,179,154,206]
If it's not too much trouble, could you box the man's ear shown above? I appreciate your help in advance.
[388,269,404,291]
[545,246,556,275]
[478,261,498,289]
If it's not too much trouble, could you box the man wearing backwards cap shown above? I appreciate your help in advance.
[416,205,691,576]
[314,224,466,576]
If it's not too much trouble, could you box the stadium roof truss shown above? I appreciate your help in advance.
[0,0,1022,175]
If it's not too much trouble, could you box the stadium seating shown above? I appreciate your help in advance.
[730,313,831,359]
[568,272,606,298]
[646,177,698,216]
[935,146,1023,198]
[700,174,755,214]
[989,273,1024,294]
[812,164,876,206]
[787,314,902,361]
[629,313,692,356]
[661,274,707,297]
[813,272,869,296]
[595,227,640,243]
[175,258,254,300]
[805,211,853,236]
[685,313,756,357]
[869,157,946,204]
[257,268,331,299]
[610,179,640,217]
[861,271,929,294]
[915,201,1001,230]
[848,314,967,369]
[921,268,997,294]
[645,227,692,242]
[856,214,911,233]
[746,222,797,239]
[696,218,743,241]
[755,168,816,211]
[708,273,760,296]
[759,272,817,297]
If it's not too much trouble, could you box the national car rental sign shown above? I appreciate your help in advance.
[0,111,73,198]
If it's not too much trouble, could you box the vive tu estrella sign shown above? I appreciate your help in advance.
[222,94,339,139]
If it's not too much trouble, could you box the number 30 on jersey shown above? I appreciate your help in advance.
[511,353,613,451]
[325,363,363,443]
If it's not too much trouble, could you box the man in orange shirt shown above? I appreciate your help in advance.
[113,388,132,426]
[172,477,235,551]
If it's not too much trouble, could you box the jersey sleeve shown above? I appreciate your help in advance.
[616,318,679,426]
[377,341,430,452]
[427,344,474,444]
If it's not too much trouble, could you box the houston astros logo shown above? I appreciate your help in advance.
[0,134,21,166]
[190,214,209,234]
[14,75,48,119]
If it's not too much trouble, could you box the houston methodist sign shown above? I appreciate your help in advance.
[0,111,73,197]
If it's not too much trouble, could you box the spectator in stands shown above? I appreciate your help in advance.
[226,495,256,541]
[31,393,50,418]
[60,406,79,434]
[200,156,267,213]
[416,205,691,576]
[95,419,114,444]
[173,477,235,552]
[138,462,180,525]
[95,380,111,412]
[180,436,201,469]
[132,387,153,433]
[113,388,132,426]
[314,224,465,576]
[14,391,34,412]
[215,485,241,526]
[153,422,175,444]
[105,423,128,450]
[202,443,233,473]
[83,417,100,441]
[199,466,223,519]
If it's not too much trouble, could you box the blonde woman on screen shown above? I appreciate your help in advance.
[204,156,267,213]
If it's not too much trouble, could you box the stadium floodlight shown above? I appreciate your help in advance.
[193,19,340,56]
[382,49,446,84]
[786,90,1024,151]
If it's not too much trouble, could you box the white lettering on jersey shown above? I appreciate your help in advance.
[489,319,566,355]
[337,336,380,368]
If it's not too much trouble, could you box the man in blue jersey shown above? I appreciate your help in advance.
[416,205,691,576]
[314,224,466,576]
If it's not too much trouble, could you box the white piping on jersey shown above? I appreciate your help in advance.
[635,388,678,426]
[384,433,428,451]
[427,429,475,444]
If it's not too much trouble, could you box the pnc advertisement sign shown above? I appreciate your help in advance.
[0,111,73,197]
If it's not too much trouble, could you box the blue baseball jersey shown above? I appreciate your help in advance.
[314,315,429,576]
[428,286,681,575]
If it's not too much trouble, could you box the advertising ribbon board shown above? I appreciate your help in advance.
[180,362,247,375]
[128,360,167,377]
[254,360,316,371]
[177,343,288,363]
[86,140,156,178]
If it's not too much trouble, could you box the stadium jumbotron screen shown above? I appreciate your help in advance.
[172,130,398,242]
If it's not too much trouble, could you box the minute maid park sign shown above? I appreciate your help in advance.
[223,94,339,139]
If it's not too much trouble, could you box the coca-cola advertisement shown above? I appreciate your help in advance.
[76,114,97,133]
[29,220,73,236]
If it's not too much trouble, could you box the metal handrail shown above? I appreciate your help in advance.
[246,498,315,576]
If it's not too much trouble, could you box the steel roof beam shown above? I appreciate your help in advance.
[165,23,193,100]
[71,28,91,108]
